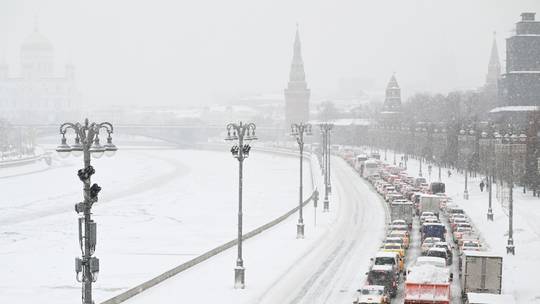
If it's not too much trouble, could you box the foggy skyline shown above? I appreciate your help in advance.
[1,0,539,107]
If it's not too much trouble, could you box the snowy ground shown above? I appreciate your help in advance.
[389,151,540,303]
[0,146,312,304]
[124,156,388,304]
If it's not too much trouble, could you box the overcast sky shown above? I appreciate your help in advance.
[1,0,539,107]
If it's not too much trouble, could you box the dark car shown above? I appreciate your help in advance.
[366,265,398,298]
[429,182,445,194]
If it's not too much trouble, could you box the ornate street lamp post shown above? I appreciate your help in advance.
[499,132,527,255]
[320,123,333,212]
[56,118,117,304]
[459,129,474,200]
[327,125,332,193]
[291,123,312,238]
[225,121,257,288]
[481,131,496,221]
[419,157,423,177]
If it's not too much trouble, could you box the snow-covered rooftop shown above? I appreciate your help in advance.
[462,250,502,258]
[507,70,540,74]
[489,106,540,113]
[375,251,399,258]
[309,118,371,126]
[406,264,449,284]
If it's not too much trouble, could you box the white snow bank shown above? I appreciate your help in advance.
[407,264,449,284]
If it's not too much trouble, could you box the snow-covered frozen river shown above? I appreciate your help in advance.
[0,147,312,304]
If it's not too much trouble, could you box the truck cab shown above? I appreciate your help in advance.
[373,251,402,275]
[421,223,446,242]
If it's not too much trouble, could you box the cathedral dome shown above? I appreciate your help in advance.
[21,29,53,51]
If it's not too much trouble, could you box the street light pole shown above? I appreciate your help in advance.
[488,173,494,220]
[505,133,525,255]
[225,121,257,289]
[56,118,117,304]
[460,129,470,200]
[327,127,332,193]
[483,131,496,221]
[419,157,423,177]
[320,123,333,212]
[321,129,326,174]
[507,134,515,255]
[291,123,312,238]
[464,167,469,200]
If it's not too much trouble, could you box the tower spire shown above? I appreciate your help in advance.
[486,32,501,89]
[489,32,500,68]
[288,24,306,83]
[293,23,303,65]
[284,24,310,127]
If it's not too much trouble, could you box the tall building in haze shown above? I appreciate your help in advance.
[0,23,81,124]
[379,74,402,126]
[383,74,402,112]
[284,26,310,127]
[499,12,540,107]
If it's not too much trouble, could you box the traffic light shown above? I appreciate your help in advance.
[89,183,101,200]
[78,165,95,182]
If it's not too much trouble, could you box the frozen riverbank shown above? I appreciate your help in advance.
[0,148,312,304]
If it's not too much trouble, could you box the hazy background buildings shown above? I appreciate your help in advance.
[0,0,539,127]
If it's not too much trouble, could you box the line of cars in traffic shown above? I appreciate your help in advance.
[349,154,456,303]
[339,148,513,303]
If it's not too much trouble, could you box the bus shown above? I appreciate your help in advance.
[364,159,380,177]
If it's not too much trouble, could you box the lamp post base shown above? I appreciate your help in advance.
[487,209,494,221]
[323,197,329,212]
[234,266,245,289]
[463,190,469,200]
[296,223,305,239]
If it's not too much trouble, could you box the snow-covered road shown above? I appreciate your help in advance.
[0,148,312,304]
[259,157,388,304]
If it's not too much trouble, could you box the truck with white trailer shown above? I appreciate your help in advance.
[460,251,503,298]
[465,292,516,304]
[390,201,414,228]
[419,194,441,217]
